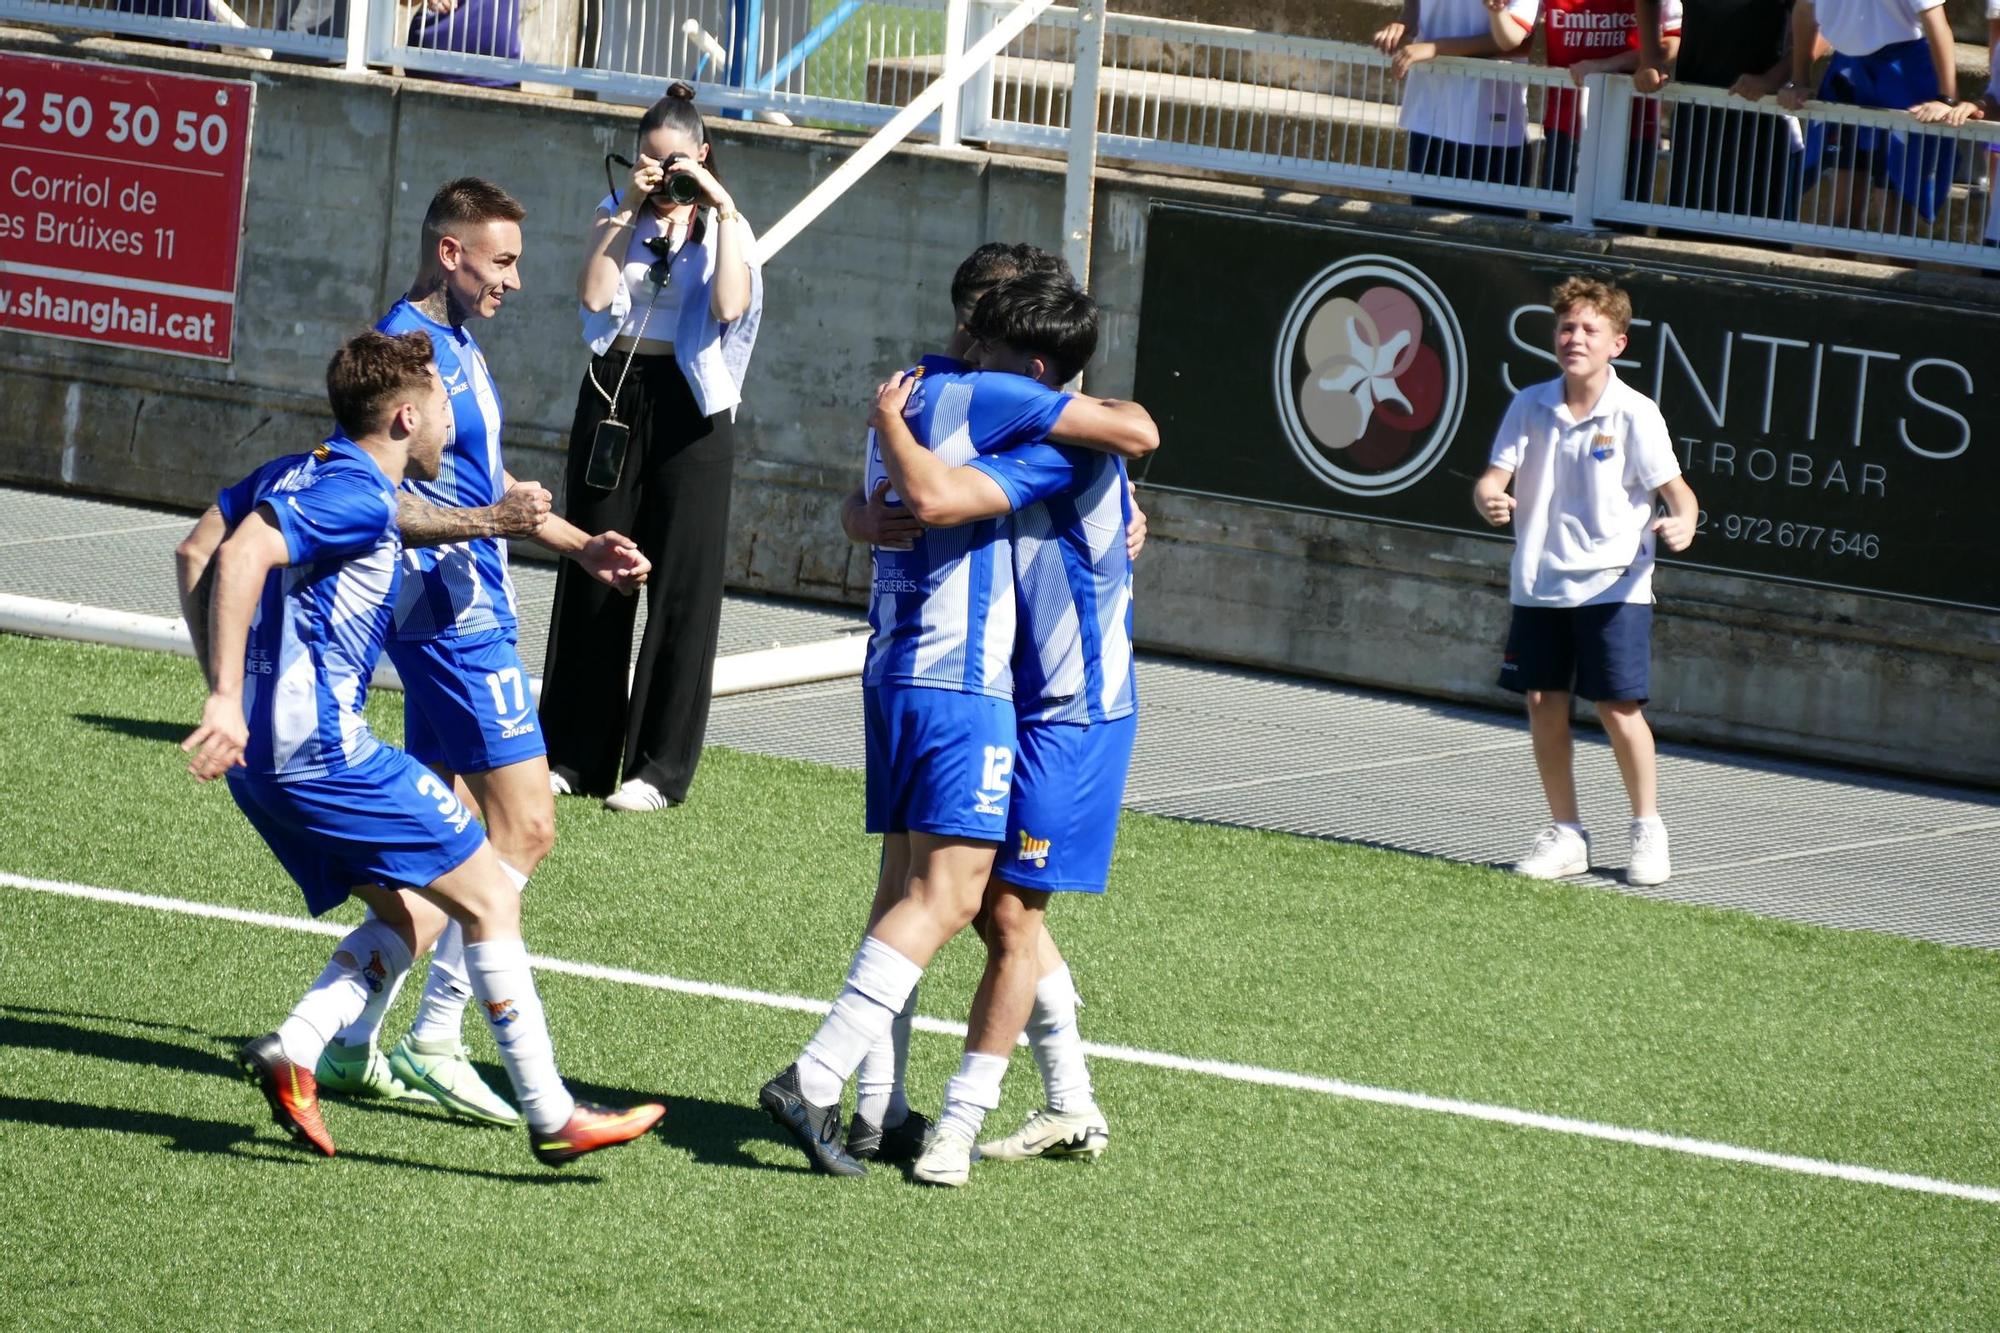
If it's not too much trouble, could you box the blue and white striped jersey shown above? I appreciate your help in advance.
[376,299,517,643]
[214,438,403,783]
[969,443,1137,725]
[862,356,1072,700]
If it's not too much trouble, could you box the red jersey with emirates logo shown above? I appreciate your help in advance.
[1542,0,1682,137]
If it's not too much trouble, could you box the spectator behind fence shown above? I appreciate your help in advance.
[1473,278,1697,889]
[1540,0,1682,198]
[1375,0,1544,198]
[1779,0,1968,229]
[1634,0,1810,220]
[1984,6,2000,252]
[540,83,763,812]
[406,0,523,87]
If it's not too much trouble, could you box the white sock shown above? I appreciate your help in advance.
[1556,821,1586,836]
[331,909,413,1047]
[462,937,575,1134]
[854,982,918,1129]
[407,862,527,1047]
[1028,964,1097,1115]
[277,920,413,1067]
[936,1051,1009,1141]
[799,937,922,1106]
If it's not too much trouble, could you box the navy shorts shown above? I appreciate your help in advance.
[229,744,487,916]
[388,630,547,775]
[1497,602,1652,704]
[998,713,1137,895]
[864,683,1015,841]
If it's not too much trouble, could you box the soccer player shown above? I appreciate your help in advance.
[175,329,663,1164]
[758,272,1156,1178]
[309,178,651,1124]
[836,246,1136,1172]
[866,275,1142,1186]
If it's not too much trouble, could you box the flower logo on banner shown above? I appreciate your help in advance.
[1274,257,1466,498]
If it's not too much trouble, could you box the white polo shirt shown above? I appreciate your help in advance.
[1489,368,1682,608]
[1399,0,1543,147]
[1810,0,1940,58]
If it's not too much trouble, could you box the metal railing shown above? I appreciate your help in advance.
[0,0,348,61]
[11,0,2000,271]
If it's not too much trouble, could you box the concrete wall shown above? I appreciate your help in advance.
[4,30,1996,784]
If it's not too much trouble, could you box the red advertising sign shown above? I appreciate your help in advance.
[0,54,254,361]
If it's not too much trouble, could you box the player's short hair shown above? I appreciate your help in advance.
[326,330,436,438]
[1549,276,1633,335]
[950,243,1073,318]
[421,177,526,253]
[967,271,1098,382]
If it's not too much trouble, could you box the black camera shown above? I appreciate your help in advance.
[653,152,702,205]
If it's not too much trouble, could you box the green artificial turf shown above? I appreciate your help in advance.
[1,633,1995,1328]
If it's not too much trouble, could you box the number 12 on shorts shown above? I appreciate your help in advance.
[981,745,1014,793]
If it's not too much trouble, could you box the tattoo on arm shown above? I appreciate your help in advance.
[397,491,498,548]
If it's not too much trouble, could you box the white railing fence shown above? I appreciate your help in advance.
[8,0,2000,272]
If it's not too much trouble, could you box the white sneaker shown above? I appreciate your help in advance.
[1515,824,1590,879]
[549,772,572,797]
[977,1106,1109,1162]
[1627,818,1672,886]
[912,1125,978,1188]
[604,778,671,812]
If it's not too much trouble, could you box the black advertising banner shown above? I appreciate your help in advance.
[1134,204,1998,613]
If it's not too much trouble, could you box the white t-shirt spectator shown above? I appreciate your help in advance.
[1810,0,1941,58]
[1400,0,1544,146]
[1489,369,1683,607]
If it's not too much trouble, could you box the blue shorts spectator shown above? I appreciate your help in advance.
[1805,38,1955,221]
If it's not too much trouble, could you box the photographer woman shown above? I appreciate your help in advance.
[540,81,763,811]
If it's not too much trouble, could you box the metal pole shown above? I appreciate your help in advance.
[1061,0,1105,294]
[341,0,371,72]
[755,0,1057,265]
[938,0,970,149]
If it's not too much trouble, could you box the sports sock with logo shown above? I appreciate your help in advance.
[1028,963,1098,1115]
[462,936,575,1134]
[408,861,528,1047]
[936,1051,1009,1141]
[277,920,413,1068]
[799,937,922,1107]
[854,982,919,1129]
[330,908,412,1048]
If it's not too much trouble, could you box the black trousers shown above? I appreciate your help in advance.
[540,351,733,801]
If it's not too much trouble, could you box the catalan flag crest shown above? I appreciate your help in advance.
[1017,830,1050,868]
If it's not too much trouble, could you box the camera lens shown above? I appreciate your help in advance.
[662,173,701,205]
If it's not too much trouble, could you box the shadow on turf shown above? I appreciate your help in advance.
[74,712,190,746]
[0,1007,595,1184]
[561,1074,809,1175]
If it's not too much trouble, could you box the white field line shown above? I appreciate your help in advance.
[4,871,1996,1207]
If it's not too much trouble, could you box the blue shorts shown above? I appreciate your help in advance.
[387,630,546,775]
[999,713,1137,895]
[229,745,487,917]
[1806,39,1953,221]
[1497,602,1652,704]
[864,683,1015,841]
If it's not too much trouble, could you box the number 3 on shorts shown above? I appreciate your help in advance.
[415,771,475,833]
